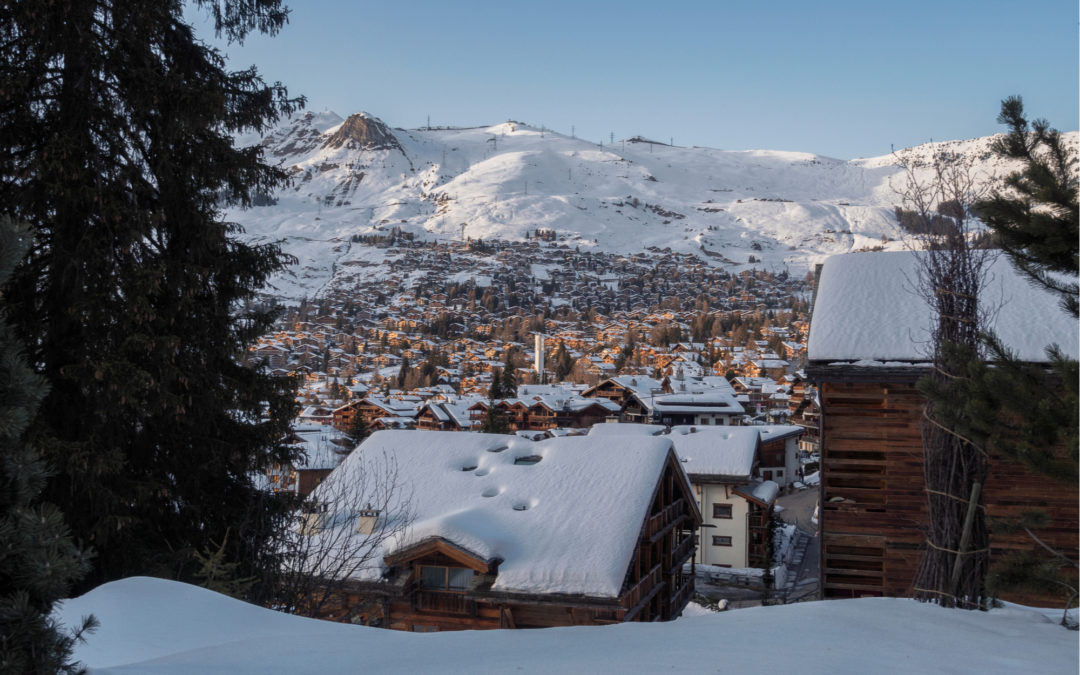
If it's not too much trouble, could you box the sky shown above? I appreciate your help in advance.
[187,0,1078,160]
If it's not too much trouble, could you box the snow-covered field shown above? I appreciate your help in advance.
[57,577,1078,673]
[230,110,1077,299]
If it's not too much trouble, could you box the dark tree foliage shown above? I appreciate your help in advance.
[0,1,303,595]
[488,367,505,401]
[551,342,574,382]
[976,96,1079,318]
[500,352,518,399]
[346,410,369,448]
[0,218,95,673]
[971,98,1078,620]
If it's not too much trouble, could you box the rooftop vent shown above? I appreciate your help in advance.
[355,505,381,534]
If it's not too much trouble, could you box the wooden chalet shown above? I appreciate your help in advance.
[807,252,1078,603]
[307,431,701,631]
[332,397,418,434]
[466,396,620,432]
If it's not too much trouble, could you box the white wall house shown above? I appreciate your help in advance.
[666,427,778,568]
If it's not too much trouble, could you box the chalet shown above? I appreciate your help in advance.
[806,251,1078,602]
[332,397,419,434]
[467,395,620,432]
[415,398,477,431]
[268,424,350,497]
[306,431,700,630]
[754,425,804,486]
[596,424,779,569]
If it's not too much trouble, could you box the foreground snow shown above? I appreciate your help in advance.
[57,577,1077,673]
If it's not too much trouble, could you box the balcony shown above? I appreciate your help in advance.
[670,577,695,615]
[414,590,475,616]
[667,533,695,573]
[642,498,687,542]
[622,564,663,611]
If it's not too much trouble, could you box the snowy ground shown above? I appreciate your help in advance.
[56,577,1078,673]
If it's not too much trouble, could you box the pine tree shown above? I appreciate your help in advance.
[489,367,505,400]
[976,96,1079,319]
[0,217,95,673]
[969,98,1078,620]
[1,2,302,595]
[501,358,518,399]
[346,411,369,448]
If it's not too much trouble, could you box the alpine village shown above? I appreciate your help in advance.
[2,3,1078,673]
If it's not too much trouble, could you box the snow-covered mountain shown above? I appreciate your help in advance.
[227,109,1076,299]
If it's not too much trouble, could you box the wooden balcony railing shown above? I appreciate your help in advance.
[622,564,663,610]
[670,577,694,614]
[643,498,686,542]
[668,533,695,573]
[414,590,475,615]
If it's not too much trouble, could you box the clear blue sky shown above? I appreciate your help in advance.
[188,0,1078,159]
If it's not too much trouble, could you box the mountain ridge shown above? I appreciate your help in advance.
[226,109,1077,299]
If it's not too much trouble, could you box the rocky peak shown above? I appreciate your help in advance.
[322,113,401,152]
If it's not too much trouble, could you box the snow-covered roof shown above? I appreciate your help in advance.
[647,392,743,415]
[756,425,804,443]
[735,480,780,506]
[288,424,349,470]
[667,427,760,479]
[808,251,1078,363]
[312,430,678,597]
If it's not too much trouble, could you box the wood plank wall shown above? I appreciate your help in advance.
[820,378,1078,605]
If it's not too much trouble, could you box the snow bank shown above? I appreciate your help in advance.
[56,577,1079,673]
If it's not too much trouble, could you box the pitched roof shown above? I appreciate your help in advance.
[808,251,1078,363]
[310,430,682,598]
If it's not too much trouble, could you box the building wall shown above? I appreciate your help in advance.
[692,484,750,568]
[818,377,1079,604]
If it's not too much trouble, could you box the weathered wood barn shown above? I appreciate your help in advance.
[306,430,700,631]
[806,252,1078,602]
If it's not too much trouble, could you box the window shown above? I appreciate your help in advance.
[419,565,473,591]
[712,504,733,519]
[712,536,732,547]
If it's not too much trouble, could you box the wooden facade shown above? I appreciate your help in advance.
[319,450,700,631]
[809,366,1079,604]
[466,399,615,432]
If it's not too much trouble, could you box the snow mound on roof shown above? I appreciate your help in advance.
[668,427,760,477]
[587,422,667,437]
[55,577,1079,673]
[808,251,1079,363]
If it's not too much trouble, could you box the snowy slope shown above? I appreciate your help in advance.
[57,577,1078,673]
[228,110,1078,298]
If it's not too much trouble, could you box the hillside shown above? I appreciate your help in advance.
[227,110,1077,299]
